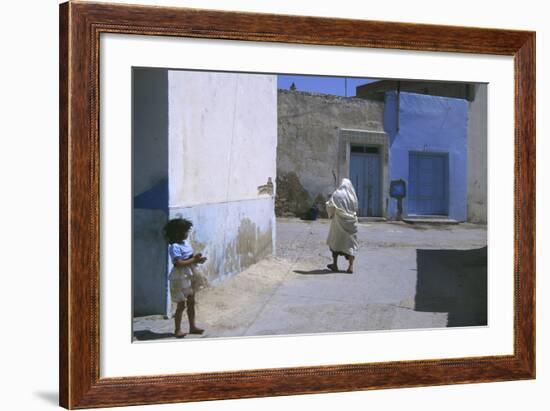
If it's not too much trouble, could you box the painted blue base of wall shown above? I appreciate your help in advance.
[170,197,276,285]
[133,198,275,317]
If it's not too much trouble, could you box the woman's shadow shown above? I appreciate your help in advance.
[293,268,351,275]
[133,330,175,341]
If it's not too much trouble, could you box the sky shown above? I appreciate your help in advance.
[277,74,377,97]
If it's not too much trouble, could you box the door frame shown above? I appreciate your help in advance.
[338,129,389,218]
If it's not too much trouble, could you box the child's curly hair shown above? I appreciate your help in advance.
[164,218,193,244]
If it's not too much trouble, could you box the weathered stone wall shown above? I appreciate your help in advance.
[277,89,384,217]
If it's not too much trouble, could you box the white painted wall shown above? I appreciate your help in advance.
[132,69,277,314]
[168,70,277,285]
[168,71,277,207]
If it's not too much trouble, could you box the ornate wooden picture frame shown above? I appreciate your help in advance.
[59,1,535,408]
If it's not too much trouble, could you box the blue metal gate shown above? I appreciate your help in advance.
[408,152,448,215]
[350,149,381,217]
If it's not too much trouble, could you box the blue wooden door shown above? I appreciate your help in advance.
[350,151,381,217]
[408,152,448,215]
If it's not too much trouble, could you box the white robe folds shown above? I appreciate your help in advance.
[326,178,359,256]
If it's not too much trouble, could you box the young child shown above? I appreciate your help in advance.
[164,218,207,338]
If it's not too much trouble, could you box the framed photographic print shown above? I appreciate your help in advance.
[59,1,535,408]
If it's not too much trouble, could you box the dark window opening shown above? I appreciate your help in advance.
[351,145,379,154]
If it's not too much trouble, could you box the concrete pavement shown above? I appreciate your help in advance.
[133,218,487,341]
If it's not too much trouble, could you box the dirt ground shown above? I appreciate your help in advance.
[133,218,487,341]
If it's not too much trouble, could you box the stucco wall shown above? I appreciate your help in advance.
[168,70,277,286]
[132,70,277,316]
[132,68,169,317]
[467,84,488,224]
[169,71,277,207]
[277,89,384,217]
[384,91,468,221]
[170,199,274,284]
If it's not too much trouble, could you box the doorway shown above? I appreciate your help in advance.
[408,152,449,215]
[349,145,382,217]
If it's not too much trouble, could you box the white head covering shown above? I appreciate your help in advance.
[329,178,358,215]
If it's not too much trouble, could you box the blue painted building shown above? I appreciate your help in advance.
[384,91,468,221]
[354,80,487,223]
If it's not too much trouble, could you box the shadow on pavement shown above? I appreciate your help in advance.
[293,268,352,275]
[133,330,174,341]
[414,246,487,327]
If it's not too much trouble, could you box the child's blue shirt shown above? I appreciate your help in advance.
[168,241,194,264]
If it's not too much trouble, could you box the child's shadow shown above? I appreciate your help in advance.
[133,330,174,341]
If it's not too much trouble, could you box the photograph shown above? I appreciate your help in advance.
[132,68,488,341]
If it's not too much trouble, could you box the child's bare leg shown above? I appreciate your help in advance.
[187,294,204,334]
[327,250,339,271]
[174,301,187,338]
[346,255,355,273]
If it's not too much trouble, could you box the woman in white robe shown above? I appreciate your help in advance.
[326,178,359,273]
